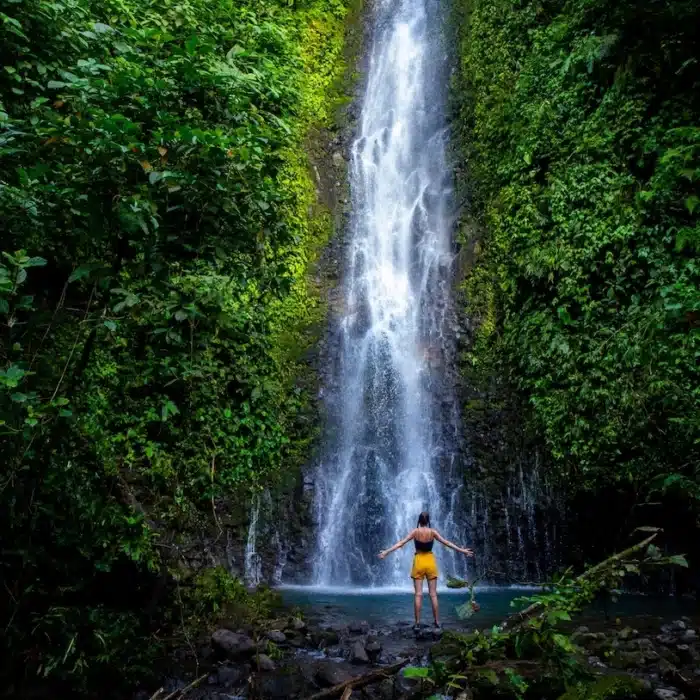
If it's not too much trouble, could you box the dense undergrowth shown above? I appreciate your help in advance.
[0,0,350,693]
[453,0,700,532]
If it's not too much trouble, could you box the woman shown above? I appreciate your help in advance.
[378,512,473,630]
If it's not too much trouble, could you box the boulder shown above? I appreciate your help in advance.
[675,644,699,664]
[287,633,306,648]
[211,629,255,659]
[315,661,354,687]
[351,640,370,664]
[681,629,697,642]
[255,654,276,672]
[365,639,382,662]
[216,664,246,688]
[348,620,370,635]
[289,617,306,632]
[654,689,686,700]
[266,630,286,644]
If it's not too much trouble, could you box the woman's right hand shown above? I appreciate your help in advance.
[378,550,387,559]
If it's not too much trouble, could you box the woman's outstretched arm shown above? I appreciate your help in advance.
[433,529,474,556]
[378,529,416,559]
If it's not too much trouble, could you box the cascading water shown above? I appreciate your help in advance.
[313,0,467,587]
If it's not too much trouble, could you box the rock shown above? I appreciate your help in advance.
[675,644,699,664]
[365,639,382,662]
[657,634,677,647]
[619,627,638,640]
[610,651,647,669]
[255,654,276,672]
[216,664,246,688]
[287,633,306,648]
[681,629,697,642]
[289,617,306,632]
[587,655,607,668]
[211,629,255,659]
[654,689,686,700]
[348,621,370,635]
[657,658,679,680]
[315,661,354,687]
[351,640,370,664]
[671,620,687,631]
[266,630,286,644]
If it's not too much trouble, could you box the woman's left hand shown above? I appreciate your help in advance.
[378,550,387,559]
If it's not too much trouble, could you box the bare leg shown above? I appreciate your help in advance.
[413,578,423,625]
[428,578,439,625]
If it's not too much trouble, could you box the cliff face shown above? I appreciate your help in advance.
[449,0,700,590]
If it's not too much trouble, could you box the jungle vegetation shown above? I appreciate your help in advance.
[453,0,700,547]
[0,0,349,693]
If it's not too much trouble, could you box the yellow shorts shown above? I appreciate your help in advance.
[410,552,438,580]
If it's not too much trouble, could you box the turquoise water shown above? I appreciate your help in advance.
[280,586,697,630]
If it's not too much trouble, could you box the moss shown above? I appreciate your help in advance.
[558,675,649,700]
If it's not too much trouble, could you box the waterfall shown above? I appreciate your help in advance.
[313,0,466,587]
[244,495,262,587]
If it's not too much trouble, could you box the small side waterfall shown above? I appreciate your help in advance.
[312,0,467,587]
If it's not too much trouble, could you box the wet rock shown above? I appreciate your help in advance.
[657,658,679,680]
[681,629,697,642]
[255,654,276,672]
[671,620,687,631]
[315,661,354,687]
[610,650,647,669]
[675,644,699,664]
[619,627,638,640]
[289,617,306,632]
[365,638,382,662]
[349,621,370,635]
[287,633,306,648]
[216,664,246,688]
[352,640,370,664]
[654,689,686,700]
[266,630,286,644]
[588,655,607,668]
[211,629,255,659]
[657,634,677,647]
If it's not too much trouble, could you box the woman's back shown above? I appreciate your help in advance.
[414,526,434,551]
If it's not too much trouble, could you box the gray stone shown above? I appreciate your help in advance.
[266,630,286,644]
[365,639,382,661]
[671,620,687,631]
[681,629,697,642]
[289,617,306,632]
[618,627,638,640]
[654,689,686,700]
[675,644,699,664]
[657,658,679,679]
[348,620,370,635]
[255,654,276,672]
[211,630,255,659]
[351,640,370,664]
[216,665,245,688]
[315,661,354,687]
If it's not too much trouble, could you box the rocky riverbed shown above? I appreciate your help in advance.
[136,608,700,700]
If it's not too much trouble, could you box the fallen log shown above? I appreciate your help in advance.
[306,660,409,700]
[498,534,658,632]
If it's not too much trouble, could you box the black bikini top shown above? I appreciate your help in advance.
[415,538,434,552]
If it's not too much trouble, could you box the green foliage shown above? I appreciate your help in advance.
[0,0,350,693]
[453,0,700,491]
[432,539,687,698]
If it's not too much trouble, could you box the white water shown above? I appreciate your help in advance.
[313,0,466,587]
